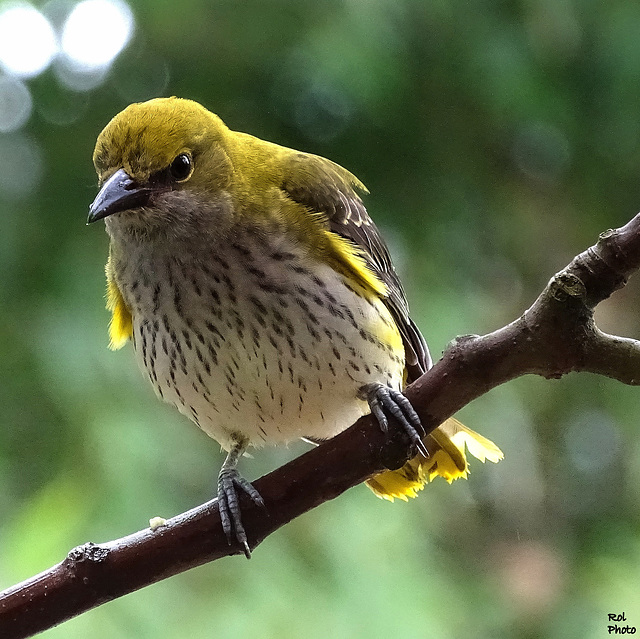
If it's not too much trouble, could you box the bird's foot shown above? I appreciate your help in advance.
[360,383,428,458]
[217,467,265,559]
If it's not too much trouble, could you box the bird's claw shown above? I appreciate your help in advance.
[217,468,265,558]
[361,383,428,458]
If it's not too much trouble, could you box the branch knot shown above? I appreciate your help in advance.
[550,271,586,301]
[65,543,109,569]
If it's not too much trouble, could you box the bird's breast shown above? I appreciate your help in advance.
[112,229,405,450]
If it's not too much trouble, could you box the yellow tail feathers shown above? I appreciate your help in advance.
[365,418,503,502]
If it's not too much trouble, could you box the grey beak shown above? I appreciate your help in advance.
[87,168,152,224]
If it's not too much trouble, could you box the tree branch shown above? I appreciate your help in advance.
[2,213,640,638]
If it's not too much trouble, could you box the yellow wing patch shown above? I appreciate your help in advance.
[366,418,503,502]
[275,199,387,301]
[106,276,132,350]
[324,230,388,299]
[323,231,403,356]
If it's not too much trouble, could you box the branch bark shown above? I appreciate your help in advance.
[2,213,640,638]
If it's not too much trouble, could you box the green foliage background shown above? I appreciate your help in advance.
[1,1,640,637]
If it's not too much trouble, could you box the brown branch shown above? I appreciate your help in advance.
[3,213,640,638]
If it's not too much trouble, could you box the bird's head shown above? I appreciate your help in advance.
[88,97,237,236]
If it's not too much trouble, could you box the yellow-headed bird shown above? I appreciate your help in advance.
[88,97,502,557]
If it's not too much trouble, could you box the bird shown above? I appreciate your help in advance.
[87,97,503,557]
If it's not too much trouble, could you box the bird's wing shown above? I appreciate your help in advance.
[281,152,431,380]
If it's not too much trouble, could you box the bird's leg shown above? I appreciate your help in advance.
[359,383,429,458]
[217,436,265,559]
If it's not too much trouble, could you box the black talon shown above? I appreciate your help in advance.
[217,439,266,559]
[361,383,429,458]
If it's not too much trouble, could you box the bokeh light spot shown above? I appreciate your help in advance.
[512,121,571,184]
[0,133,43,200]
[0,76,33,132]
[54,57,109,92]
[36,83,90,127]
[61,0,134,71]
[294,81,352,143]
[565,410,621,474]
[0,3,57,78]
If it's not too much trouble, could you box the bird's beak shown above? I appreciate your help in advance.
[87,168,152,224]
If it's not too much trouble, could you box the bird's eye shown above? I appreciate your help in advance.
[169,153,193,182]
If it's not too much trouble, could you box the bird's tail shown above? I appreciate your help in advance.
[365,418,503,501]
